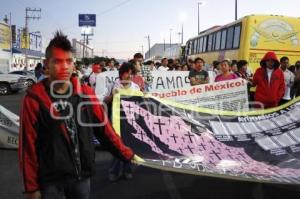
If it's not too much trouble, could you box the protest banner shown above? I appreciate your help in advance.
[150,78,249,111]
[113,90,300,184]
[95,71,190,98]
[0,106,19,149]
[95,70,214,100]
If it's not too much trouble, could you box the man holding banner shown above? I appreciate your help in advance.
[19,32,134,199]
[108,62,141,182]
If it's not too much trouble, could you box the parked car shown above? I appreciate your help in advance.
[0,72,28,95]
[9,70,37,87]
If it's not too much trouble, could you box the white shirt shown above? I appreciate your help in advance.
[98,79,140,102]
[266,68,274,83]
[112,79,140,91]
[158,66,169,71]
[281,68,295,100]
[89,72,98,89]
[105,66,117,71]
[82,67,92,76]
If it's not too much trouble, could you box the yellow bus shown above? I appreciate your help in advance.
[184,15,300,74]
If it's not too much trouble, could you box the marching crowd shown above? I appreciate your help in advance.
[20,31,300,199]
[32,47,300,110]
[62,51,299,109]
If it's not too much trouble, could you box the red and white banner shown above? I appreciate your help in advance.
[150,78,249,111]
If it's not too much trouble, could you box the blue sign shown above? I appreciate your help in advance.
[79,14,96,27]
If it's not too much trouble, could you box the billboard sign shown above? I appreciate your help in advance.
[29,33,42,51]
[79,14,96,27]
[0,23,11,51]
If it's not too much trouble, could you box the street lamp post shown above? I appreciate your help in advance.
[160,32,166,52]
[145,35,150,60]
[169,28,172,57]
[179,11,187,45]
[197,2,205,35]
[181,23,183,44]
[235,0,238,20]
[140,45,144,55]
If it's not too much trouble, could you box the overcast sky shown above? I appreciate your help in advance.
[1,0,299,59]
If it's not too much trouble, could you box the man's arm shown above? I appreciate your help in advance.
[252,70,259,87]
[83,86,134,160]
[19,96,40,193]
[203,71,209,84]
[278,72,286,100]
[288,72,295,87]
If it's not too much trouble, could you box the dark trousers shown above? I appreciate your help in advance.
[41,178,90,199]
[109,157,132,176]
[279,99,290,106]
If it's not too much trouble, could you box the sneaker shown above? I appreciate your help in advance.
[124,172,133,180]
[108,173,120,182]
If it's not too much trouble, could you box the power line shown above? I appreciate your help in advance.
[54,0,134,32]
[97,0,133,16]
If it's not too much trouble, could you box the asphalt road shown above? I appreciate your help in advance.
[1,90,300,199]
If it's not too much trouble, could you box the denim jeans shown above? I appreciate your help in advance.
[41,178,90,199]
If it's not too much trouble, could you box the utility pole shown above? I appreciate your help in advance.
[235,0,238,20]
[81,27,93,59]
[177,32,181,44]
[82,26,87,59]
[181,23,184,44]
[140,45,144,55]
[82,34,86,58]
[169,29,172,57]
[24,7,41,68]
[145,35,150,59]
[197,3,200,34]
[9,13,12,58]
[197,2,204,35]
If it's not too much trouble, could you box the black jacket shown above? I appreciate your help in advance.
[19,77,133,192]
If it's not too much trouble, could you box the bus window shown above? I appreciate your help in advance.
[194,39,197,54]
[188,41,193,55]
[199,37,203,53]
[207,34,213,51]
[221,29,227,50]
[184,43,188,57]
[191,41,194,54]
[233,25,241,48]
[193,39,197,54]
[212,33,216,50]
[196,38,200,53]
[185,41,190,56]
[197,38,201,53]
[202,36,207,52]
[215,31,221,50]
[226,26,234,49]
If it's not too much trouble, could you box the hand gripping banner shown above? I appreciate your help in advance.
[113,89,300,185]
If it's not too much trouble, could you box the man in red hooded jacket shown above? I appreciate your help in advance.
[253,51,285,108]
[19,31,134,199]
